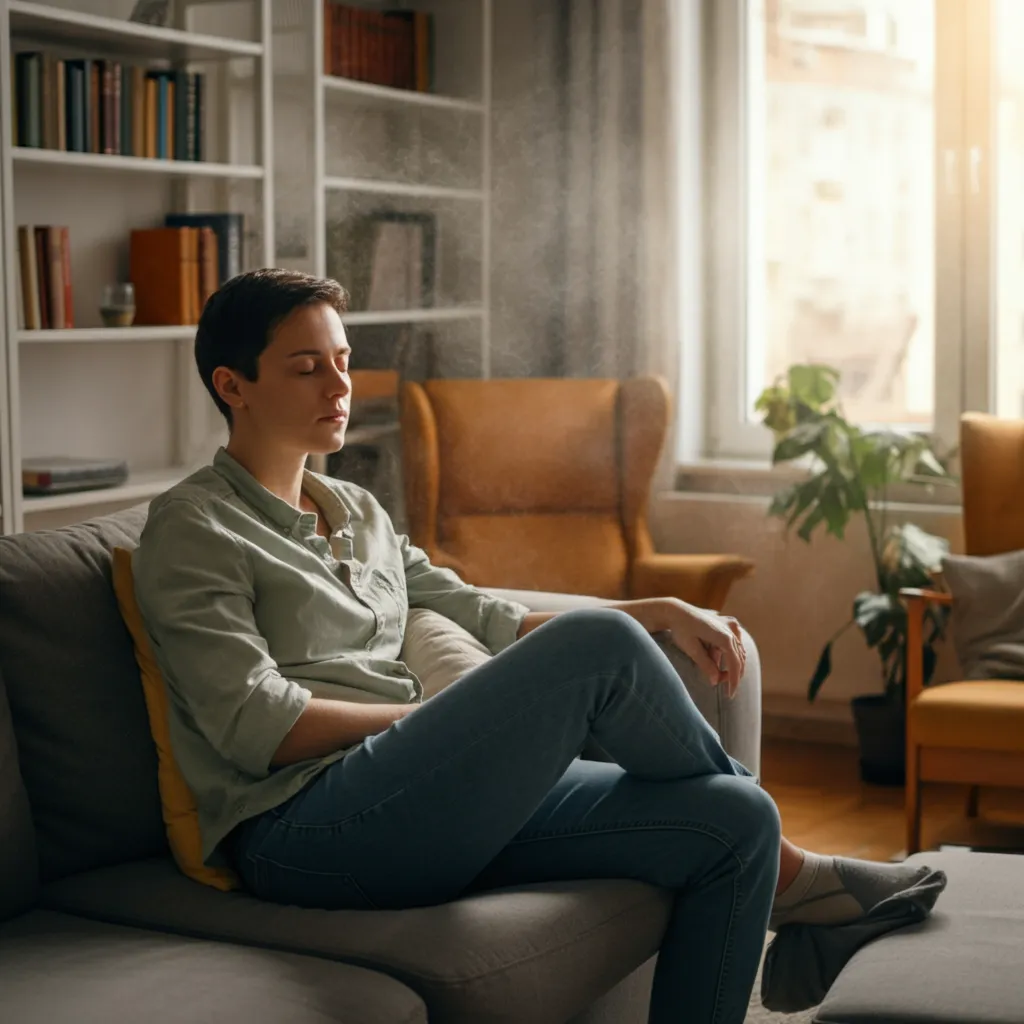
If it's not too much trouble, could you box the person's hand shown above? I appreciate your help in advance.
[655,599,747,697]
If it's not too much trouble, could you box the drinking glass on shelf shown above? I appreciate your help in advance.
[100,283,136,328]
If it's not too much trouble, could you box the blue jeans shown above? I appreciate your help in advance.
[232,609,781,1024]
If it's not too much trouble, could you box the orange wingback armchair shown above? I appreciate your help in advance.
[903,412,1024,854]
[399,376,755,609]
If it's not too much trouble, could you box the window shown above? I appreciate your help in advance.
[699,0,1024,460]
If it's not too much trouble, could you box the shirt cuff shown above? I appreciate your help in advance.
[483,598,531,655]
[232,672,312,777]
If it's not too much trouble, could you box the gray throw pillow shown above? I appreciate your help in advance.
[942,549,1024,681]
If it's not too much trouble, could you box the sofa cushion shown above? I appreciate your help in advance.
[401,607,491,699]
[942,549,1024,681]
[0,909,427,1024]
[0,664,38,921]
[110,546,240,893]
[815,850,1024,1024]
[40,857,671,1023]
[0,505,166,882]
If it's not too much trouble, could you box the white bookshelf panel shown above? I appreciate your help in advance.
[12,148,264,179]
[323,76,483,115]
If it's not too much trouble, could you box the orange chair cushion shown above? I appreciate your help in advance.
[441,513,629,598]
[912,680,1024,753]
[424,379,620,515]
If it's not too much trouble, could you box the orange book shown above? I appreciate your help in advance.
[129,227,193,325]
[145,77,157,158]
[17,226,40,330]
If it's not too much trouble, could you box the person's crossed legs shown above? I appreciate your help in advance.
[233,609,940,1024]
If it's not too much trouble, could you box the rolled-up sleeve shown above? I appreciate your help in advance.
[132,499,311,778]
[400,535,529,654]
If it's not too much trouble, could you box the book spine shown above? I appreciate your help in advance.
[17,226,40,331]
[132,66,145,157]
[184,73,197,160]
[145,76,157,158]
[323,0,333,75]
[165,78,175,160]
[47,226,64,329]
[61,226,74,329]
[89,61,101,153]
[155,74,168,159]
[41,54,55,149]
[55,59,66,150]
[120,63,131,156]
[65,63,84,153]
[21,53,42,148]
[173,70,188,159]
[112,62,122,156]
[33,227,49,330]
[193,73,205,161]
[338,6,351,78]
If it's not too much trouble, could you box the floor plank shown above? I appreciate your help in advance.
[760,739,1024,861]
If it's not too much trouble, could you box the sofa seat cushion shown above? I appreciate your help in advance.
[41,857,671,1024]
[816,850,1024,1024]
[0,909,427,1024]
[912,681,1024,752]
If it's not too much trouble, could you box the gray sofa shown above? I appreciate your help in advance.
[0,504,762,1023]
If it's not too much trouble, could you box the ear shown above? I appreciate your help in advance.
[211,366,246,412]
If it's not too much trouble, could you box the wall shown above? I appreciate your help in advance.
[650,490,964,732]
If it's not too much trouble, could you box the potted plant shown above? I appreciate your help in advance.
[755,364,955,784]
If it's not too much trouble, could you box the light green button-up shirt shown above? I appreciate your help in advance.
[132,448,529,867]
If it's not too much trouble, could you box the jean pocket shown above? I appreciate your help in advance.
[249,854,381,911]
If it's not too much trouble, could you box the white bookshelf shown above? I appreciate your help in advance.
[0,0,275,532]
[271,0,493,481]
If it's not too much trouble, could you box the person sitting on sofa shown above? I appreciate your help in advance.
[132,269,943,1024]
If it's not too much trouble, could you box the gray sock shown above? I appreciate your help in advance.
[770,852,933,930]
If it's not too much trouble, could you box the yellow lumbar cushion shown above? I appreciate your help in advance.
[111,546,240,891]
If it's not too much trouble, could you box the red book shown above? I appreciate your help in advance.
[60,226,74,328]
[323,0,333,75]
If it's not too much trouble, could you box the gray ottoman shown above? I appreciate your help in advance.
[816,850,1024,1024]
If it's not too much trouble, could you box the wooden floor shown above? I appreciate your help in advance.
[760,739,1024,861]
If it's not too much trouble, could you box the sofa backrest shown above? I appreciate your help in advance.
[0,663,38,920]
[0,505,167,882]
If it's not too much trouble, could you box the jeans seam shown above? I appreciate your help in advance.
[250,851,381,909]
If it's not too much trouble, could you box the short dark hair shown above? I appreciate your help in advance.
[194,268,349,426]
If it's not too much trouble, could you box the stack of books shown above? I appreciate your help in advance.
[323,3,434,92]
[130,213,243,326]
[12,52,205,161]
[17,225,73,330]
[22,456,129,496]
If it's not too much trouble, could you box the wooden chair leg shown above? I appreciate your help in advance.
[906,744,922,855]
[966,785,980,818]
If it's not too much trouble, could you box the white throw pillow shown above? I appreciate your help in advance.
[400,608,492,700]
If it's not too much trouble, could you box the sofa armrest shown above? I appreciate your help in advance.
[630,553,755,611]
[899,588,952,706]
[482,587,763,777]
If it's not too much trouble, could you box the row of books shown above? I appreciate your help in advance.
[130,213,244,326]
[13,51,205,162]
[17,225,74,330]
[323,3,434,92]
[16,213,243,331]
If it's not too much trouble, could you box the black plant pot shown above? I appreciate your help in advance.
[850,694,906,786]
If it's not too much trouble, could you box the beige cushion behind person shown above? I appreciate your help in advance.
[400,609,493,699]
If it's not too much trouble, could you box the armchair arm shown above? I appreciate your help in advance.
[630,553,755,611]
[899,588,952,706]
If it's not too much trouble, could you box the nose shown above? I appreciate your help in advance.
[327,365,351,399]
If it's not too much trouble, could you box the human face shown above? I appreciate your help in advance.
[224,301,352,456]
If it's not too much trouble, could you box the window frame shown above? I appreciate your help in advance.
[693,0,999,466]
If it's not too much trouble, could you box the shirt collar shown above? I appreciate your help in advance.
[212,447,352,536]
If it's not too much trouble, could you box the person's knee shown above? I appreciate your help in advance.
[737,625,761,688]
[722,776,782,860]
[547,607,651,657]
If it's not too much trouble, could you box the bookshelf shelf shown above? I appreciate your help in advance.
[322,75,483,114]
[13,147,265,179]
[21,466,192,513]
[17,326,197,344]
[343,306,483,327]
[324,175,483,202]
[8,1,263,62]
